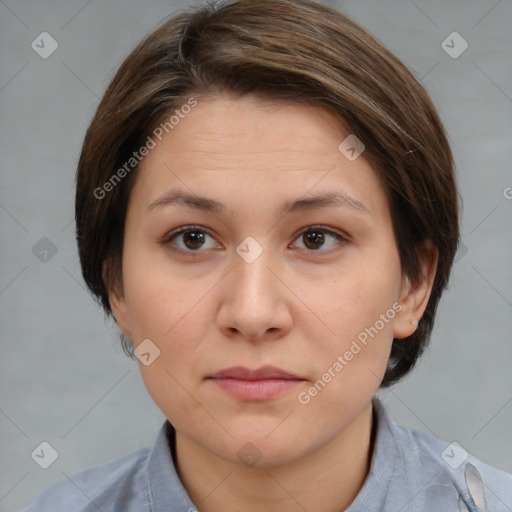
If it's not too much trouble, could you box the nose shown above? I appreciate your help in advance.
[216,246,293,343]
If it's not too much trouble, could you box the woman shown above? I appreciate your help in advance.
[22,0,512,510]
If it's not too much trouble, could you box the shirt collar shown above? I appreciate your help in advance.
[145,420,197,511]
[345,397,401,510]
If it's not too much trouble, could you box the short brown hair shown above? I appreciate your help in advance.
[75,0,460,387]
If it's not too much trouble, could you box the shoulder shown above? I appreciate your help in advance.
[393,417,512,510]
[20,447,151,512]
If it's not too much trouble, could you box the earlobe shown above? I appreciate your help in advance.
[103,260,133,339]
[393,241,438,339]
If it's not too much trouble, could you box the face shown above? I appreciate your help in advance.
[109,92,433,468]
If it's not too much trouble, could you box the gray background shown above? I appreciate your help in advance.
[1,0,511,510]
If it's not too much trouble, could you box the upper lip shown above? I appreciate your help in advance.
[209,366,303,380]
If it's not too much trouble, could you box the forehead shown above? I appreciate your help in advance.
[129,93,388,219]
[168,93,348,154]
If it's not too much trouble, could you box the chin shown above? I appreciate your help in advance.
[222,425,316,468]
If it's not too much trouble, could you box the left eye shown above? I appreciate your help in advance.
[292,227,347,253]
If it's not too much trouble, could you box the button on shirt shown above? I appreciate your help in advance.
[21,399,512,511]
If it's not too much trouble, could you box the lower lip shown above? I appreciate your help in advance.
[209,378,303,401]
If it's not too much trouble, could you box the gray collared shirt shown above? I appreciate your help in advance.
[21,399,512,511]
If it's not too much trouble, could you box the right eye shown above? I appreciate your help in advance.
[162,225,221,254]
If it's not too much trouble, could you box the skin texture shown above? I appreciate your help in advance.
[108,92,437,511]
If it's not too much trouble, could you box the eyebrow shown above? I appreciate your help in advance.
[146,189,370,216]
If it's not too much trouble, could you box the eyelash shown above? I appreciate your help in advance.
[161,225,349,256]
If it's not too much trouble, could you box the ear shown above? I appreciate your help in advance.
[394,240,438,339]
[102,259,133,340]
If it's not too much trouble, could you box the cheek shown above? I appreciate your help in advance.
[121,241,187,338]
[122,245,209,373]
[307,257,400,383]
[138,363,210,435]
[321,260,401,333]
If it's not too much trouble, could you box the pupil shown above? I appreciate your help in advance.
[305,231,324,249]
[185,231,205,249]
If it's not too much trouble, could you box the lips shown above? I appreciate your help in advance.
[209,365,302,381]
[207,366,305,401]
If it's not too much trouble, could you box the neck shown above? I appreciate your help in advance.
[173,401,376,512]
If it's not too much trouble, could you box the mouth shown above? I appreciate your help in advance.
[207,366,306,401]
